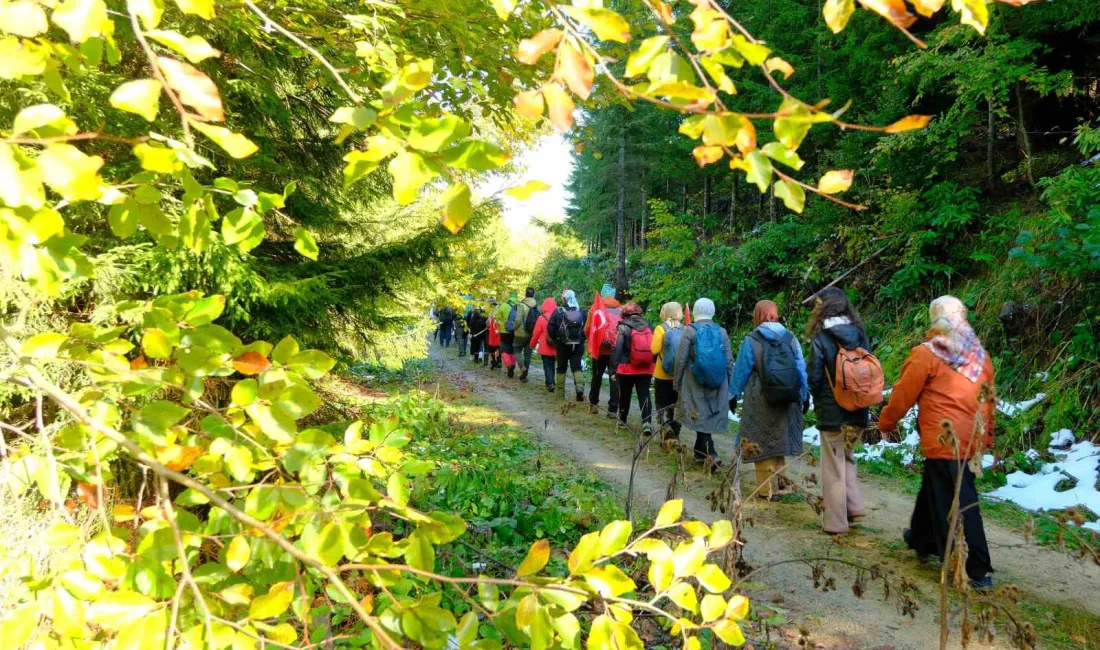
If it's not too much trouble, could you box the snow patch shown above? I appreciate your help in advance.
[1049,428,1076,449]
[728,410,740,423]
[989,440,1100,531]
[997,393,1046,417]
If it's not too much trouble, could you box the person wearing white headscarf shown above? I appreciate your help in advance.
[879,295,996,590]
[547,289,588,402]
[673,298,734,469]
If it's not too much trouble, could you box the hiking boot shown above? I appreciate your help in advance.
[615,420,628,430]
[969,575,994,592]
[605,410,617,420]
[519,369,529,382]
[642,423,653,437]
[507,367,515,378]
[588,404,599,415]
[547,385,556,393]
[575,391,584,403]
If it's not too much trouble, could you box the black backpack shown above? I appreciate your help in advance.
[522,302,539,337]
[749,330,801,404]
[556,308,584,346]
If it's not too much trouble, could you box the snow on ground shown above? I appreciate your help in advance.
[997,393,1046,417]
[728,410,740,423]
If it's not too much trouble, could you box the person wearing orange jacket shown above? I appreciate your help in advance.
[878,295,996,590]
[529,296,558,392]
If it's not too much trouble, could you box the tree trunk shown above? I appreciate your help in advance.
[1016,80,1035,190]
[728,175,737,229]
[681,182,688,213]
[641,184,648,250]
[616,128,627,292]
[769,192,776,221]
[987,98,995,182]
[703,175,712,217]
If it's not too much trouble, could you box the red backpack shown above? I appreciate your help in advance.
[628,327,655,372]
[600,309,622,351]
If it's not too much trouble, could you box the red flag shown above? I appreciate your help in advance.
[684,302,692,326]
[587,292,607,359]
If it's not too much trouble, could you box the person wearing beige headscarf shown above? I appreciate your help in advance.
[673,298,735,469]
[879,295,996,590]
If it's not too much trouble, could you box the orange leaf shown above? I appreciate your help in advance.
[161,445,203,471]
[653,0,674,24]
[233,350,272,375]
[574,142,585,154]
[555,39,594,101]
[857,0,916,28]
[884,114,931,133]
[131,354,149,370]
[543,83,575,132]
[910,0,945,16]
[693,145,724,167]
[735,117,757,154]
[158,56,224,122]
[516,29,563,65]
[514,89,544,120]
[995,0,1041,4]
[77,482,100,509]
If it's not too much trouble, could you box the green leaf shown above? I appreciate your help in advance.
[142,328,172,359]
[567,531,599,575]
[560,7,631,43]
[222,208,265,251]
[441,182,473,235]
[598,520,632,555]
[315,522,345,566]
[387,472,410,506]
[144,30,219,63]
[271,336,299,365]
[516,539,550,577]
[293,226,319,260]
[626,36,669,77]
[224,445,253,482]
[286,349,335,378]
[409,115,470,153]
[737,150,773,193]
[760,142,804,170]
[730,34,770,65]
[440,141,510,172]
[249,582,293,620]
[21,332,67,358]
[132,401,190,444]
[185,295,225,326]
[655,499,683,527]
[404,529,435,571]
[13,104,76,136]
[191,121,258,159]
[388,151,435,205]
[226,535,250,572]
[773,179,805,214]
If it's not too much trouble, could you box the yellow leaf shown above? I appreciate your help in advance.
[655,499,683,526]
[952,0,989,33]
[51,0,109,43]
[911,0,946,16]
[514,89,544,120]
[174,0,215,20]
[648,557,674,591]
[567,531,600,575]
[226,535,251,572]
[441,182,472,234]
[0,1,48,37]
[818,170,854,194]
[560,7,631,43]
[516,29,562,65]
[690,6,729,52]
[765,57,794,80]
[158,57,224,122]
[695,563,733,593]
[668,581,698,613]
[145,30,220,63]
[773,179,805,214]
[132,0,165,28]
[517,539,550,576]
[725,594,750,620]
[625,36,669,77]
[505,180,552,200]
[110,80,162,122]
[13,104,76,136]
[489,0,516,21]
[249,582,293,620]
[672,538,706,578]
[556,39,594,100]
[38,144,104,201]
[694,145,724,167]
[857,0,916,29]
[884,114,932,133]
[192,122,259,158]
[0,37,47,79]
[713,619,746,646]
[701,594,726,622]
[709,520,734,548]
[387,150,435,205]
[543,83,575,132]
[0,143,45,208]
[598,520,633,555]
[823,0,856,33]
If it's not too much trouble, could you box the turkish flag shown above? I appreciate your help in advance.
[684,302,692,326]
[587,292,607,358]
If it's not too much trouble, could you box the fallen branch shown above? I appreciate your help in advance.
[802,240,897,304]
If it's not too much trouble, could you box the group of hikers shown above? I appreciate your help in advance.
[443,285,997,590]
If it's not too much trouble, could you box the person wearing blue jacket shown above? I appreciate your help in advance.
[730,300,808,500]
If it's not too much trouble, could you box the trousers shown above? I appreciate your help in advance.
[617,373,652,427]
[588,353,619,412]
[820,429,866,533]
[908,459,993,580]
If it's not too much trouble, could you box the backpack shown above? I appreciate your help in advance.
[828,345,884,410]
[627,326,655,371]
[600,309,622,352]
[660,324,683,375]
[749,330,801,404]
[519,302,539,338]
[504,302,518,332]
[556,308,584,346]
[690,324,727,389]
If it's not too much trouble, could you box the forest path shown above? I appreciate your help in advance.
[430,345,1098,649]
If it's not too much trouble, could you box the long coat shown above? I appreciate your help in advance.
[672,321,735,435]
[733,325,806,462]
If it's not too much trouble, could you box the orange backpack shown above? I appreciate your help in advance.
[828,345,885,410]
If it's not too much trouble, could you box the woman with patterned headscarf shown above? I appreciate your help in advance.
[879,295,997,590]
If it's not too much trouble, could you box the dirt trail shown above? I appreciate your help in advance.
[432,348,1098,649]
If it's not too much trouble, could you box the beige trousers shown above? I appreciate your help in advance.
[820,429,866,533]
[753,458,787,499]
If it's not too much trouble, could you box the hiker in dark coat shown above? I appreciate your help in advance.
[730,300,808,499]
[673,298,734,467]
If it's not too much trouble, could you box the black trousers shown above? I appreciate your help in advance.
[556,344,583,373]
[617,373,652,427]
[693,433,717,461]
[589,353,618,411]
[542,355,556,388]
[654,378,681,436]
[499,332,515,354]
[514,337,532,370]
[440,322,453,346]
[908,459,993,580]
[470,335,485,361]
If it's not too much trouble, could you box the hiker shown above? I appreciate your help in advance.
[548,290,587,401]
[468,304,488,363]
[439,305,456,347]
[486,297,501,369]
[456,304,471,357]
[530,295,558,392]
[652,302,684,440]
[496,292,518,377]
[611,303,655,434]
[586,284,622,418]
[512,287,539,383]
[730,300,808,498]
[807,287,880,534]
[673,298,735,468]
[878,295,996,590]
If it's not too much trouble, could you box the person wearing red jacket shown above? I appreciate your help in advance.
[610,303,655,435]
[529,296,558,392]
[486,297,501,370]
[878,295,996,590]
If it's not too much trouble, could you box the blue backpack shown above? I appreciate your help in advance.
[690,323,726,389]
[504,302,518,331]
[660,324,683,375]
